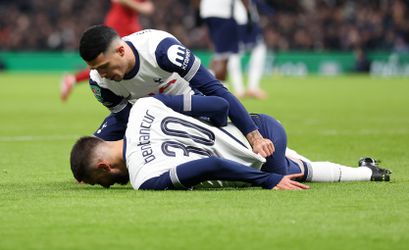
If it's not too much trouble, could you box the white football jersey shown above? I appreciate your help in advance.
[125,97,266,189]
[200,0,232,19]
[200,0,247,25]
[89,29,201,113]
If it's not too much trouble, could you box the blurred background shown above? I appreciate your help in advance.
[0,0,408,76]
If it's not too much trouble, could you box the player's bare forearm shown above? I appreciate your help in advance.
[246,130,275,157]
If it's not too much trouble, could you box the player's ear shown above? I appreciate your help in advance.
[116,45,125,56]
[96,160,112,172]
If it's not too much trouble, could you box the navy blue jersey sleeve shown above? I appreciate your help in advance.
[155,38,256,135]
[153,95,229,127]
[89,79,128,113]
[139,157,283,190]
[155,37,201,81]
[189,65,258,135]
[93,103,132,141]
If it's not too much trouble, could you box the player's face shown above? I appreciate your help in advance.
[86,169,129,188]
[88,49,127,82]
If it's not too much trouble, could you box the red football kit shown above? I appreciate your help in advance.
[74,0,145,83]
[104,0,144,37]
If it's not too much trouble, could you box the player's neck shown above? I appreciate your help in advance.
[108,139,126,167]
[125,43,136,74]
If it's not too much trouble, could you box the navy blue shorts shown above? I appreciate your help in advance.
[250,114,301,175]
[204,17,239,56]
[238,23,263,50]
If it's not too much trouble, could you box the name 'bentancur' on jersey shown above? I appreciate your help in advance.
[125,97,266,189]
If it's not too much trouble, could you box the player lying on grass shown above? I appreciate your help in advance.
[70,95,392,190]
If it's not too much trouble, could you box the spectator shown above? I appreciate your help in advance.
[0,0,408,52]
[354,47,370,72]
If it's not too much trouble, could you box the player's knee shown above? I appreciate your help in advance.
[210,60,227,81]
[258,114,288,150]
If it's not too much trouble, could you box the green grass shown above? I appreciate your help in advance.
[1,73,409,250]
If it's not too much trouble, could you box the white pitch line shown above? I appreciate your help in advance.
[0,135,80,142]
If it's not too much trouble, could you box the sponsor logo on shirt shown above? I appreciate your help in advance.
[153,77,164,84]
[147,79,177,96]
[134,29,152,36]
[91,85,103,103]
[167,45,190,70]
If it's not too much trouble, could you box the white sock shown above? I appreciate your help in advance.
[307,161,372,182]
[228,54,245,95]
[248,42,266,91]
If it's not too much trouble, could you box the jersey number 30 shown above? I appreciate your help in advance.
[160,117,215,157]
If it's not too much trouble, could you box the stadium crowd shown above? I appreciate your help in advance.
[0,0,408,52]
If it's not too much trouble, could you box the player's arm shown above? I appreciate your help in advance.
[155,38,274,157]
[138,157,286,190]
[111,0,154,15]
[191,66,276,157]
[190,67,275,158]
[90,79,131,140]
[153,94,229,127]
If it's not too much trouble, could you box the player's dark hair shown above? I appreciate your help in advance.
[70,136,103,182]
[79,25,120,61]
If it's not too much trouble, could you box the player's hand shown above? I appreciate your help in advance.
[252,137,275,158]
[246,130,275,158]
[273,173,310,190]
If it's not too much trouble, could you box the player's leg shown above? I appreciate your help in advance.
[286,154,391,182]
[60,68,90,101]
[60,74,76,101]
[246,25,267,99]
[227,24,249,98]
[204,17,239,81]
[305,161,373,182]
[228,53,245,97]
[74,68,91,83]
[209,58,228,81]
[251,114,289,175]
[305,158,392,182]
[247,42,267,99]
[255,114,392,182]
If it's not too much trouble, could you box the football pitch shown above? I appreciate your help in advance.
[1,73,408,250]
